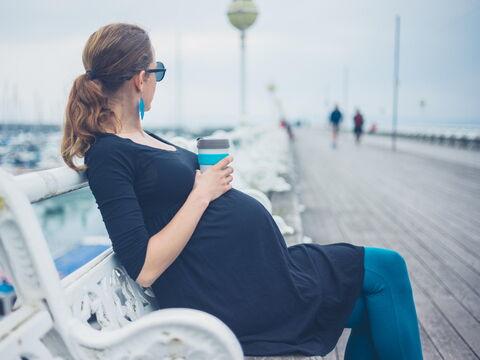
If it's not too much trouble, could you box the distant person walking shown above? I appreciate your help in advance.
[329,104,343,148]
[353,109,365,144]
[280,118,295,141]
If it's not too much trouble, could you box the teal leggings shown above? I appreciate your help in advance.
[345,247,423,359]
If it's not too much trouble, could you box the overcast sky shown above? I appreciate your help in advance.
[0,0,478,130]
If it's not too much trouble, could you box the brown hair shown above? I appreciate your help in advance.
[61,23,153,171]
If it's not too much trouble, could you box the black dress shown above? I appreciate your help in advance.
[84,130,364,356]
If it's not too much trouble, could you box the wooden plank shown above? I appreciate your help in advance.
[308,206,475,359]
[327,153,480,322]
[340,157,480,321]
[347,186,480,359]
[419,323,444,360]
[303,130,480,309]
[355,153,480,258]
[334,330,350,360]
[355,206,480,356]
[293,127,480,359]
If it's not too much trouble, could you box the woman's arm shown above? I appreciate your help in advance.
[135,156,234,288]
[135,189,209,287]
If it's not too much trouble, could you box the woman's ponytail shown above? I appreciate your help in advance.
[61,74,117,172]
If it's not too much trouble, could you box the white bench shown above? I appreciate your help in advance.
[0,166,244,359]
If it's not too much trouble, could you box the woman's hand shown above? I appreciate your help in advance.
[192,155,234,203]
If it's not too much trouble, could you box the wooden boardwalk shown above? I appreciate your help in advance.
[247,126,480,360]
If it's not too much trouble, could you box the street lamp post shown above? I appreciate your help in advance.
[392,15,401,151]
[267,83,285,122]
[227,0,258,126]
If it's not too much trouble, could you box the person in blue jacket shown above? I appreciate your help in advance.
[60,23,423,359]
[329,105,343,148]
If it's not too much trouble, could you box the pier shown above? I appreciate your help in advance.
[284,126,479,359]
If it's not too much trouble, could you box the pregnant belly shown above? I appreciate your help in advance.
[156,188,293,309]
[186,188,272,251]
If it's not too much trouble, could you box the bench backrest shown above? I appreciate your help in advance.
[62,248,158,331]
[0,166,158,357]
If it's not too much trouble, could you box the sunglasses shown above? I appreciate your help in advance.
[146,61,166,82]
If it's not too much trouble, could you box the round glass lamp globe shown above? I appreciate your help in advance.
[227,0,259,31]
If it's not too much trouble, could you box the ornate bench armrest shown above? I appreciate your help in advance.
[70,307,244,360]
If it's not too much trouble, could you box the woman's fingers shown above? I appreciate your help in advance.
[214,155,233,170]
[222,166,234,176]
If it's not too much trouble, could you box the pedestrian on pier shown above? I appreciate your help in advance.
[353,109,365,144]
[280,118,295,141]
[329,104,343,148]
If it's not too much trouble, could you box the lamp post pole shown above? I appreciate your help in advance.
[227,0,258,127]
[240,30,246,120]
[267,83,285,122]
[392,15,401,151]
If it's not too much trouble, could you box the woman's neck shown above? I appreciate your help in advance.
[109,92,144,136]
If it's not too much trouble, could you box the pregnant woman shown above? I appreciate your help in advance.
[61,23,423,359]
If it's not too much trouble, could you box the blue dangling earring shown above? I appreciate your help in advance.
[138,97,145,120]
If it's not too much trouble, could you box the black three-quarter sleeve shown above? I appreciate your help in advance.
[85,142,150,281]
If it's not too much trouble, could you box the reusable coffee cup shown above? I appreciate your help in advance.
[196,137,230,172]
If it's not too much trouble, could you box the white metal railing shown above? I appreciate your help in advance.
[16,166,87,203]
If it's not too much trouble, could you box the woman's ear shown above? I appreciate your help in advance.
[133,70,146,92]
